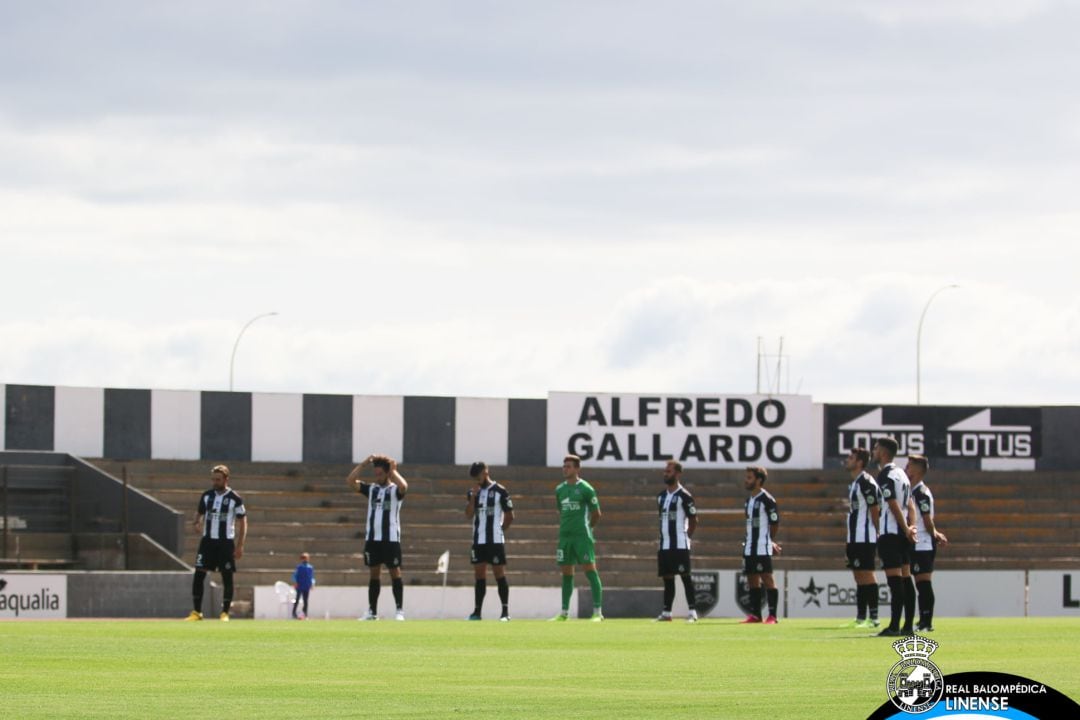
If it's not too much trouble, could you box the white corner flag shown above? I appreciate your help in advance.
[435,550,450,619]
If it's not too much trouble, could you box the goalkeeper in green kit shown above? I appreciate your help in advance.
[551,454,604,621]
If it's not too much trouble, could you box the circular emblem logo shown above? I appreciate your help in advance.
[886,657,943,714]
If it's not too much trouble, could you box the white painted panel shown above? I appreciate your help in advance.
[454,397,509,466]
[1029,570,1080,616]
[810,402,825,470]
[785,570,1026,618]
[980,458,1036,471]
[53,386,105,458]
[253,584,565,620]
[547,392,817,469]
[251,392,303,462]
[352,395,404,462]
[151,390,201,460]
[683,569,780,618]
[0,384,6,450]
[0,573,68,619]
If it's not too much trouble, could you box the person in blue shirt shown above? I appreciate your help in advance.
[292,552,315,619]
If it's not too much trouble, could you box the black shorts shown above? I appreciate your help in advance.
[364,540,402,569]
[743,554,773,575]
[657,549,692,576]
[911,549,936,575]
[877,534,911,570]
[470,543,507,566]
[195,538,236,572]
[846,542,877,571]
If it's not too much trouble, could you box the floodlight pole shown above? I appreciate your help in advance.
[229,312,278,391]
[916,285,959,405]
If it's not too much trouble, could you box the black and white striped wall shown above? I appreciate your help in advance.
[0,384,547,465]
[5,383,1080,469]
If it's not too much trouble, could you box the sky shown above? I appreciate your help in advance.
[2,1,1079,405]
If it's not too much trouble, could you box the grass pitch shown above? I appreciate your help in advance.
[1,617,1078,719]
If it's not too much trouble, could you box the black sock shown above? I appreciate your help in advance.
[680,573,696,611]
[749,587,762,618]
[222,571,234,613]
[496,577,509,615]
[663,578,676,612]
[392,577,404,610]
[766,588,779,617]
[855,584,868,620]
[917,580,935,627]
[368,579,381,612]
[868,583,880,620]
[902,576,916,631]
[293,597,299,617]
[886,576,904,630]
[192,570,207,613]
[474,579,487,614]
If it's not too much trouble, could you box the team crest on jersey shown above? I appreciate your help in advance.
[885,635,944,714]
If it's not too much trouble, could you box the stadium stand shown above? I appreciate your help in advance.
[84,460,1080,618]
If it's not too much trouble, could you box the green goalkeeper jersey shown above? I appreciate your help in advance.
[555,479,600,540]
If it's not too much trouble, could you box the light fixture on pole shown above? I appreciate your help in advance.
[229,312,278,391]
[916,285,958,405]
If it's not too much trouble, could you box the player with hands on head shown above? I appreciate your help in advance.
[347,454,409,621]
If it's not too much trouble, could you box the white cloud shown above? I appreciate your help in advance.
[1,3,1078,406]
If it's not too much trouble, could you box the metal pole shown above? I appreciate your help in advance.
[756,337,762,394]
[916,285,959,404]
[228,311,279,391]
[775,337,784,396]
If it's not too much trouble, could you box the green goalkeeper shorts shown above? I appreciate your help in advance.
[556,536,596,566]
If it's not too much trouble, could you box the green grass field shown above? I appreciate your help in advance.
[2,617,1078,719]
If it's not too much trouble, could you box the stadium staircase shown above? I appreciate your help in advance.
[91,460,1080,618]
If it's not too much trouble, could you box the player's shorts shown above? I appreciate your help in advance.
[911,549,936,575]
[364,540,402,569]
[470,543,507,566]
[877,534,911,570]
[657,549,692,576]
[743,554,773,575]
[556,535,596,566]
[846,542,877,571]
[195,538,236,572]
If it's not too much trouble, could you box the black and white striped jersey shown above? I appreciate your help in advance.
[911,482,936,551]
[657,485,697,551]
[847,471,881,544]
[197,488,246,540]
[359,482,405,542]
[876,463,911,537]
[470,482,513,545]
[744,490,780,556]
